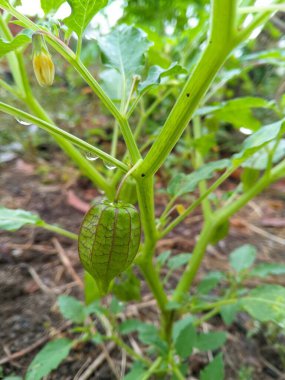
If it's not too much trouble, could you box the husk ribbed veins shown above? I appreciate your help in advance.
[78,200,141,292]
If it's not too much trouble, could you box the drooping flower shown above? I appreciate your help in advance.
[32,33,54,87]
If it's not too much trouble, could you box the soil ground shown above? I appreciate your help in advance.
[1,157,285,380]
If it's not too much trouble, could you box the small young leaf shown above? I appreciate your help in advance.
[0,34,30,58]
[167,253,192,270]
[241,167,260,191]
[84,271,101,305]
[173,316,196,358]
[156,250,172,267]
[119,319,146,335]
[241,285,285,326]
[242,140,285,170]
[41,0,65,14]
[234,119,285,161]
[200,353,224,380]
[197,271,224,294]
[110,297,124,314]
[195,332,227,352]
[138,62,187,94]
[63,0,108,39]
[220,303,240,326]
[0,207,42,231]
[175,323,196,358]
[168,159,230,197]
[58,295,86,324]
[229,244,257,273]
[26,338,73,380]
[112,268,141,302]
[250,263,285,278]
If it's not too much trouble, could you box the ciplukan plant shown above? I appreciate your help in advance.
[1,0,285,379]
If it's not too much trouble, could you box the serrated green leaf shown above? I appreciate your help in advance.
[25,338,73,380]
[41,0,65,14]
[138,62,187,94]
[0,34,30,58]
[200,353,224,380]
[241,285,285,327]
[195,332,227,352]
[229,244,257,273]
[58,295,86,324]
[173,316,196,358]
[250,263,285,278]
[63,0,107,38]
[0,207,42,231]
[98,24,152,102]
[168,159,230,197]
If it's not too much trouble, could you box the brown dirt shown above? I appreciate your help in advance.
[1,158,285,380]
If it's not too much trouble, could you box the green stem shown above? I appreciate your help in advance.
[215,159,285,225]
[140,357,162,380]
[193,116,212,220]
[0,101,128,174]
[160,167,235,238]
[172,219,217,303]
[138,0,238,177]
[110,335,151,366]
[0,78,22,99]
[191,298,237,313]
[41,222,78,240]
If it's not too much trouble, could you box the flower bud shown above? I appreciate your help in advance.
[32,34,54,87]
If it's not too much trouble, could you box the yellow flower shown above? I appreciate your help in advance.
[32,33,54,87]
[33,51,55,87]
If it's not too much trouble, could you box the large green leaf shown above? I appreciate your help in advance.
[0,34,30,58]
[41,0,65,14]
[63,0,108,38]
[25,339,73,380]
[168,159,230,197]
[0,207,41,231]
[98,24,152,101]
[200,353,224,380]
[229,244,257,273]
[241,285,285,327]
